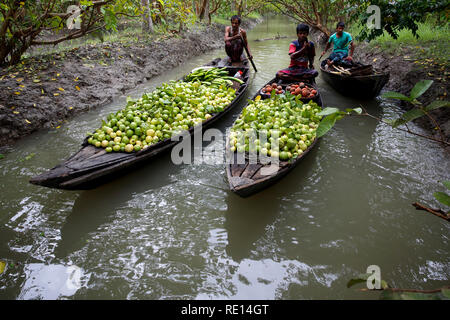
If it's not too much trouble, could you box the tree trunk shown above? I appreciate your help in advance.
[204,0,209,21]
[199,0,209,21]
[141,0,153,33]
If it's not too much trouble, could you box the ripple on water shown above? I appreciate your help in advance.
[196,258,340,299]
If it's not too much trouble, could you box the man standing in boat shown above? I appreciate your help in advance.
[321,22,355,68]
[224,15,252,64]
[276,23,318,81]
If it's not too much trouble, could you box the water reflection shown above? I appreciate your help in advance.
[224,139,320,262]
[55,152,181,258]
[224,192,280,262]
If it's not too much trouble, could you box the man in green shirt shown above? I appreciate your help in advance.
[321,22,355,67]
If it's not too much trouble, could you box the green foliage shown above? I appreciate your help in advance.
[268,0,349,36]
[316,80,448,142]
[348,274,449,300]
[346,273,371,288]
[382,80,434,104]
[410,80,434,100]
[434,181,450,208]
[382,80,450,128]
[380,289,449,300]
[347,273,389,290]
[0,0,144,66]
[316,107,362,138]
[353,0,450,41]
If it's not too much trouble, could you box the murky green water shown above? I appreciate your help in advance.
[1,17,449,300]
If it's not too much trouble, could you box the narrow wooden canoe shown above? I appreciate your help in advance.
[320,64,389,99]
[226,77,322,198]
[30,58,251,190]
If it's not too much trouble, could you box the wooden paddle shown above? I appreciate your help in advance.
[319,51,326,61]
[240,33,257,72]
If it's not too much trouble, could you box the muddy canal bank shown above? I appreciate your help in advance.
[0,19,261,150]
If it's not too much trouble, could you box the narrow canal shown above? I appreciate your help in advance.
[0,16,449,299]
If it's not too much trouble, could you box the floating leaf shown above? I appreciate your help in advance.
[54,93,59,96]
[443,181,450,190]
[434,192,450,207]
[0,261,5,274]
[24,153,35,161]
[442,288,450,299]
[14,91,20,95]
[75,86,80,91]
[58,87,65,91]
[25,119,31,124]
[381,290,444,300]
[347,273,371,288]
[13,111,19,114]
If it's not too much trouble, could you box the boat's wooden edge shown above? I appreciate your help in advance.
[29,60,252,189]
[319,65,390,78]
[226,138,319,197]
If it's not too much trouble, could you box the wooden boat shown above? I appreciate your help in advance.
[29,58,251,190]
[226,77,322,198]
[320,63,389,99]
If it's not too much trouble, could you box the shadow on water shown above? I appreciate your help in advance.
[224,191,280,262]
[223,141,320,262]
[54,152,182,258]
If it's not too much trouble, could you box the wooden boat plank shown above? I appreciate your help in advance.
[65,145,99,163]
[231,162,248,177]
[59,137,177,189]
[240,163,264,179]
[250,160,290,181]
[66,151,132,170]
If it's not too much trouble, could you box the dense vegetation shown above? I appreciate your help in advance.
[1,0,448,66]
